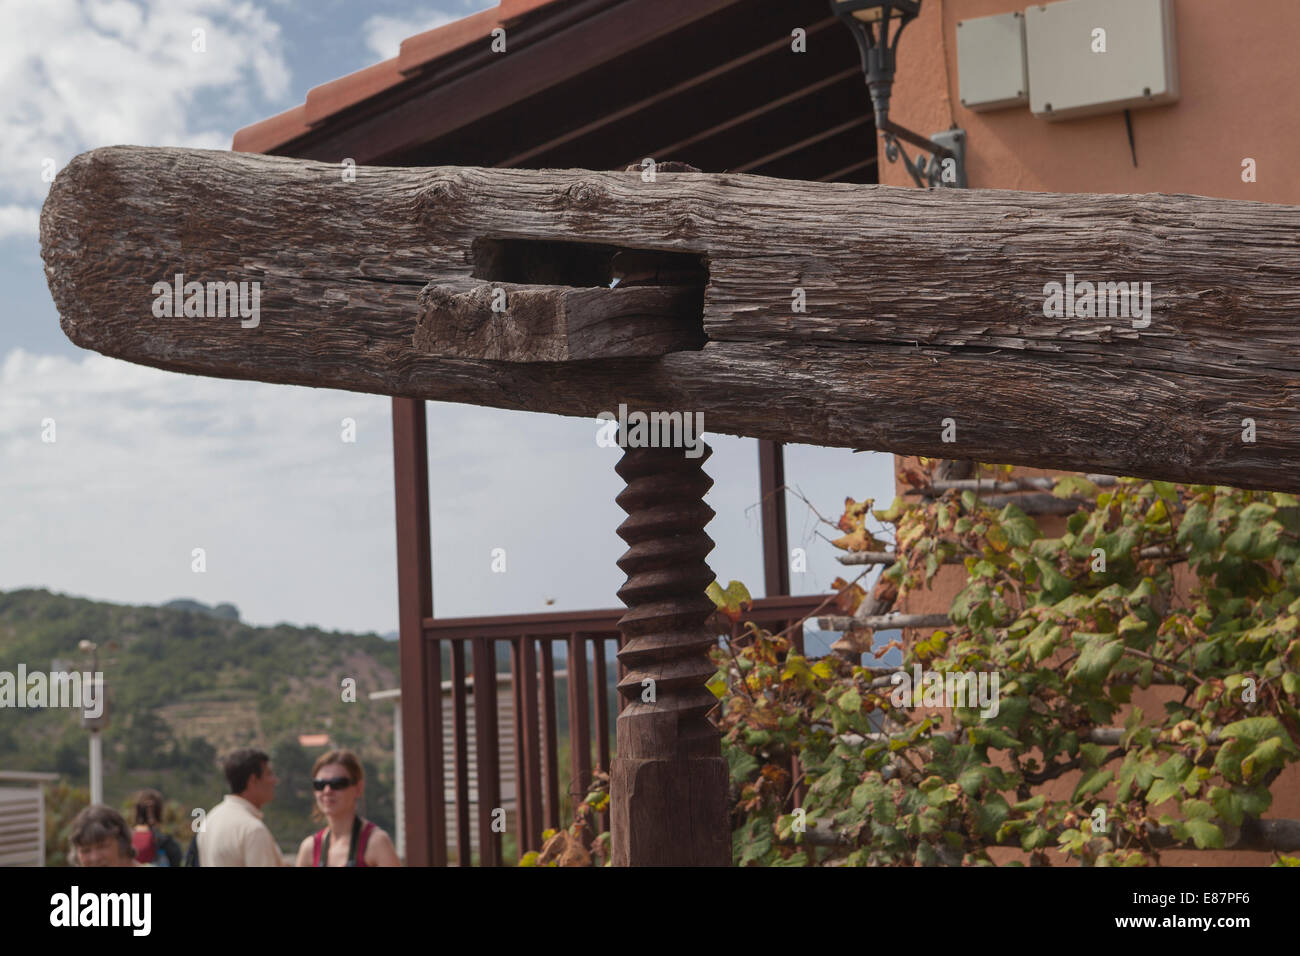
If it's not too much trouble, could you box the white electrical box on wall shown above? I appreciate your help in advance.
[1024,0,1179,121]
[956,12,1029,112]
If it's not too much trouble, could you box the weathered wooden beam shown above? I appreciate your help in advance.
[40,146,1300,491]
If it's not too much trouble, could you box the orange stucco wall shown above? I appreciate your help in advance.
[884,0,1300,864]
[879,0,1300,201]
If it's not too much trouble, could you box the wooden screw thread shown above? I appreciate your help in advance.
[613,442,719,761]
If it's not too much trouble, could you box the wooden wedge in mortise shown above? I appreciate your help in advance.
[414,282,707,362]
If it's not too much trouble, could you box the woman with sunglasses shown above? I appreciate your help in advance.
[294,749,401,867]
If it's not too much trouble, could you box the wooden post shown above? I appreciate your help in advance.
[611,442,730,866]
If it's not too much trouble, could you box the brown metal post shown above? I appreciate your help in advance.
[540,642,560,831]
[509,639,528,851]
[758,442,800,820]
[611,442,730,866]
[450,640,471,865]
[758,439,789,598]
[520,637,544,850]
[566,633,592,815]
[392,397,444,866]
[472,637,503,865]
[592,639,610,834]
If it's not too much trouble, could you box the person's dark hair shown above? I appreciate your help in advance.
[69,804,133,860]
[223,748,270,794]
[133,788,165,826]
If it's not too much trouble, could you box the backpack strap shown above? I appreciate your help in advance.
[345,815,363,867]
[355,821,376,867]
[312,828,326,867]
[318,817,364,867]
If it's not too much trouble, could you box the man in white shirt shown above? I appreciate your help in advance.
[197,748,285,866]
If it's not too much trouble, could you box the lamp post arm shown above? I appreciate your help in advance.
[878,118,954,160]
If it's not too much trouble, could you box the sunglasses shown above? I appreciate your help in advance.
[312,776,353,792]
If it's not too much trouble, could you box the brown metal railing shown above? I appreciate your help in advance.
[418,594,824,865]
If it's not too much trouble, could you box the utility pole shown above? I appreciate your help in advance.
[78,640,106,804]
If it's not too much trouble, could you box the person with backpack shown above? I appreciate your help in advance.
[130,789,183,867]
[294,749,400,867]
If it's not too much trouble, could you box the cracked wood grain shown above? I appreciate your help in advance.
[39,145,1300,491]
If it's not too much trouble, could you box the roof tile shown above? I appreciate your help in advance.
[397,7,504,75]
[397,0,560,74]
[304,57,405,126]
[501,0,568,22]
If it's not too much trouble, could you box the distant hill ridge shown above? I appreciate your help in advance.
[161,598,240,622]
[0,586,401,755]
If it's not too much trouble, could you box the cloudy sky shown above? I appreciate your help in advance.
[1,0,894,647]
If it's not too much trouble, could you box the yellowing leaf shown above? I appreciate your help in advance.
[832,528,884,552]
[986,524,1009,552]
[707,579,752,621]
[1053,475,1101,499]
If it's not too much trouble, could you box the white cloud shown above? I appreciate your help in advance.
[362,9,460,61]
[0,347,396,633]
[0,205,40,239]
[0,0,291,208]
[85,0,145,36]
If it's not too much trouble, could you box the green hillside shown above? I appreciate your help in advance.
[0,588,401,864]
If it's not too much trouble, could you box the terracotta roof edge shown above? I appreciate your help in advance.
[304,57,405,127]
[231,104,310,155]
[397,7,507,75]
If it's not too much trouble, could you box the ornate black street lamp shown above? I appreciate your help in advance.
[831,0,965,188]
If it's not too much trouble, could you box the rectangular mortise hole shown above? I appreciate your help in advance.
[471,238,708,288]
[470,238,709,349]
